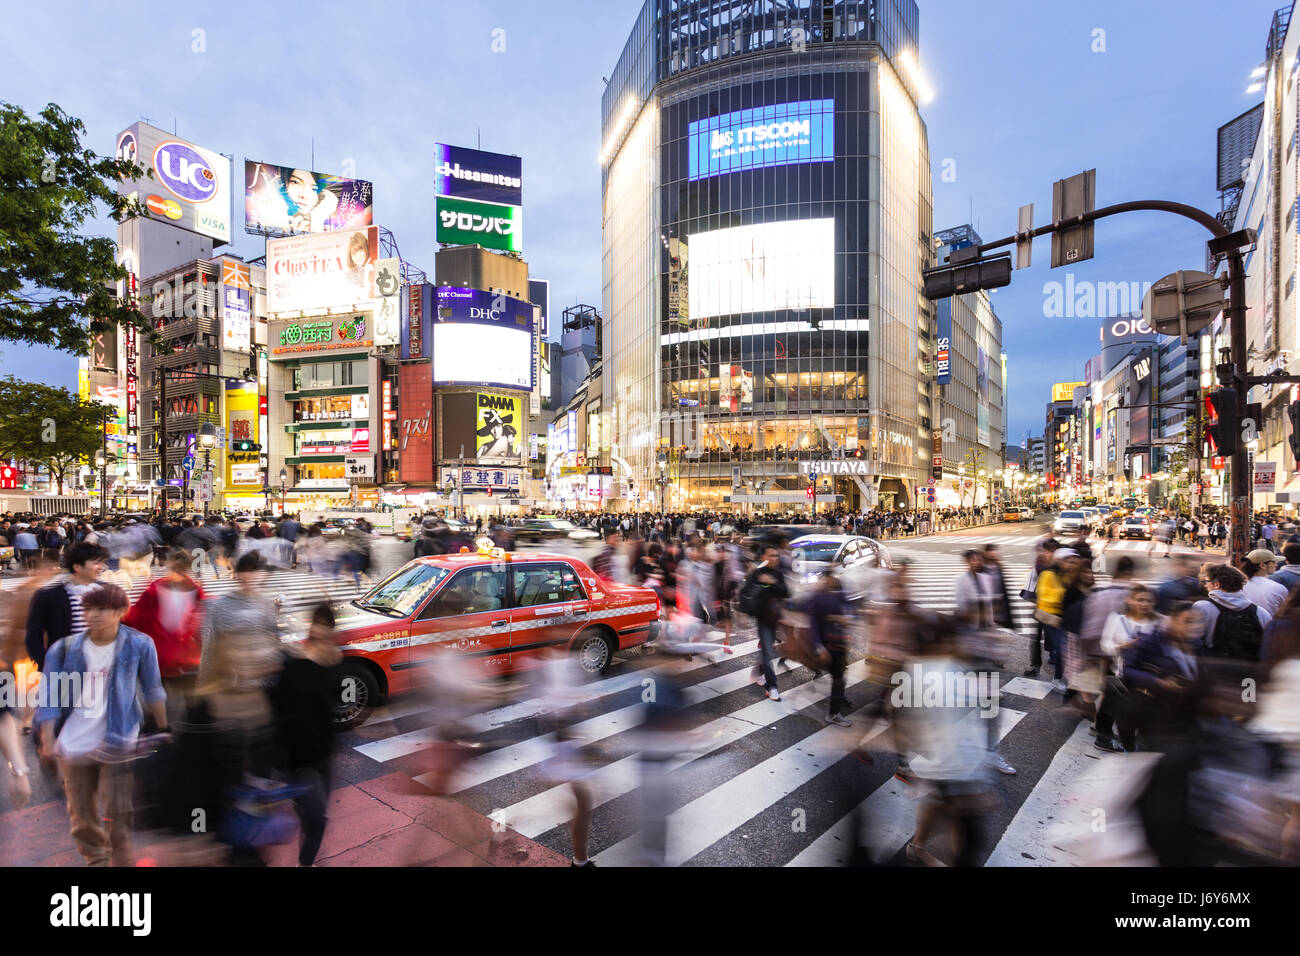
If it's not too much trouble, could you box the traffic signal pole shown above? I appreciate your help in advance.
[944,198,1257,566]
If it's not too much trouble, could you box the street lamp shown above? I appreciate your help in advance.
[280,466,288,517]
[94,450,107,520]
[656,453,669,521]
[198,422,217,520]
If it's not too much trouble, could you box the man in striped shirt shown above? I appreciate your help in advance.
[24,542,109,670]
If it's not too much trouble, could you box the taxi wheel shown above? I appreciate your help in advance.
[334,661,381,730]
[575,629,614,675]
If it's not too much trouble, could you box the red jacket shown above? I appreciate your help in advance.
[123,578,207,678]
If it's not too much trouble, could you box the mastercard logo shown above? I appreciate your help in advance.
[145,194,183,220]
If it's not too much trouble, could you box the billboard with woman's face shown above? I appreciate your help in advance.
[245,160,373,236]
[266,225,378,314]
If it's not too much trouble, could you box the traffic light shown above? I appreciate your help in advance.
[1207,388,1239,456]
[806,485,815,500]
[921,249,1013,300]
[230,440,262,452]
[1288,401,1300,461]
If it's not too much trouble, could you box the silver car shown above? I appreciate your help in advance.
[788,534,893,602]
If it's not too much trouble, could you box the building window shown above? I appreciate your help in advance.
[1288,273,1296,299]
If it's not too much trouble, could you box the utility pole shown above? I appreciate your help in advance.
[158,368,168,517]
[925,196,1256,565]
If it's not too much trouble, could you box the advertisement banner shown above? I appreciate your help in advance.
[475,392,523,462]
[1254,460,1277,494]
[668,237,689,327]
[1128,347,1154,446]
[977,348,991,447]
[1052,381,1085,403]
[403,283,429,360]
[269,314,372,359]
[718,365,753,412]
[372,257,401,346]
[397,363,434,483]
[244,160,373,236]
[266,225,378,314]
[688,219,833,320]
[116,124,232,242]
[225,380,260,489]
[435,195,523,253]
[440,466,522,492]
[434,144,522,207]
[432,287,534,391]
[935,299,952,385]
[688,99,834,182]
[222,284,251,353]
[91,325,117,372]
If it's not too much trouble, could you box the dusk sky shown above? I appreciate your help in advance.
[0,0,1282,444]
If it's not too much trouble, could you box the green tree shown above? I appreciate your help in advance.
[0,101,159,354]
[0,375,112,494]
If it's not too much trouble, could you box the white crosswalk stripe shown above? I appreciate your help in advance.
[339,550,1187,865]
[118,565,367,614]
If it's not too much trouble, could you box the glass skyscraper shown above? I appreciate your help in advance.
[601,0,940,511]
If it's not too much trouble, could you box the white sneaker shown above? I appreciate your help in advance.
[987,752,1016,775]
[1052,679,1068,693]
[826,713,851,726]
[766,687,781,701]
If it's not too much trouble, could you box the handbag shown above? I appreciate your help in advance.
[1032,608,1062,628]
[221,776,309,850]
[1019,568,1039,604]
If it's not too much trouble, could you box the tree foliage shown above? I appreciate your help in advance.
[0,374,111,494]
[0,101,162,354]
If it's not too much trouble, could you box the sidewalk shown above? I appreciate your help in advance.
[0,770,569,867]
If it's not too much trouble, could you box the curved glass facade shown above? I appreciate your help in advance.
[602,0,937,511]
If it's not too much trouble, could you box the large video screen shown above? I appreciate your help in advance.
[688,219,834,320]
[433,323,533,391]
[688,99,834,181]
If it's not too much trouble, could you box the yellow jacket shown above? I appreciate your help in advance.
[1036,568,1065,616]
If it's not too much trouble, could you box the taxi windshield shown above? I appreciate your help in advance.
[357,563,451,616]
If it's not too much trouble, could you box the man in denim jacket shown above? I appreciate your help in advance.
[34,583,166,866]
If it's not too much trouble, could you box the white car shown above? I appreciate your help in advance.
[1080,507,1101,529]
[789,534,893,602]
[1053,510,1088,536]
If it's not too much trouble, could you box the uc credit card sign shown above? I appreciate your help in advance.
[689,99,834,181]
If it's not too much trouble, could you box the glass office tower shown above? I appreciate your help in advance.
[601,0,934,511]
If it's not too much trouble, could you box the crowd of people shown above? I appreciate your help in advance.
[3,501,1300,867]
[0,510,373,867]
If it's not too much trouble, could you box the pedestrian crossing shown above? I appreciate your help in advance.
[343,605,1111,866]
[116,565,368,614]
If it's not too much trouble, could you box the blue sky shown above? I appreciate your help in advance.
[0,0,1283,443]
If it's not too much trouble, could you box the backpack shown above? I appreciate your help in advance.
[738,575,764,617]
[1208,600,1264,662]
[43,529,62,549]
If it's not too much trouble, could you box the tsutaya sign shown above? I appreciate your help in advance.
[799,460,871,477]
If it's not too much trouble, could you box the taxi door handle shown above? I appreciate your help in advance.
[491,620,509,628]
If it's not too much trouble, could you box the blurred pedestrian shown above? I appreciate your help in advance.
[34,583,167,866]
[124,548,206,722]
[270,602,342,867]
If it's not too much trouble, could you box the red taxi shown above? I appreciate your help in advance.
[328,545,660,727]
